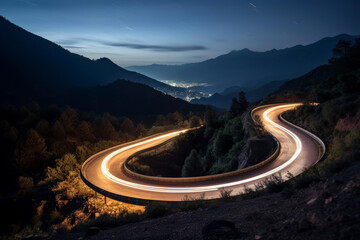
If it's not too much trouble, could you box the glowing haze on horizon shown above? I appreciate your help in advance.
[1,0,359,67]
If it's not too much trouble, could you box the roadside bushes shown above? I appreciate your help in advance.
[320,130,360,177]
[219,188,233,200]
[145,202,170,219]
[180,193,207,211]
[253,173,292,194]
[127,158,153,176]
[43,153,79,183]
[17,176,34,195]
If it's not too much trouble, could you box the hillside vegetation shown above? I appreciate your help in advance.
[130,91,275,177]
[279,38,360,182]
[0,104,202,239]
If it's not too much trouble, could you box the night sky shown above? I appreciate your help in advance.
[1,0,359,67]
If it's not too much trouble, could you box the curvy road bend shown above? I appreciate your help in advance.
[81,103,324,202]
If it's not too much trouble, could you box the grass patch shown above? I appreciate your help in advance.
[180,193,207,211]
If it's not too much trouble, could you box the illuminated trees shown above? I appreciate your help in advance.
[60,107,79,135]
[76,121,95,142]
[121,118,136,136]
[136,123,147,137]
[44,153,79,183]
[36,120,50,138]
[168,112,184,127]
[17,176,34,195]
[189,115,202,127]
[95,117,119,140]
[52,120,66,140]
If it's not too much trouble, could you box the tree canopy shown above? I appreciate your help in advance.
[181,149,204,177]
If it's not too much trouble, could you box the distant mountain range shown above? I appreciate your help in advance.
[127,34,358,93]
[0,16,204,116]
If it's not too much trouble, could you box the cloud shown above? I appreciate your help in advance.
[15,0,37,7]
[62,45,84,49]
[249,2,259,12]
[125,26,134,31]
[57,37,207,52]
[56,39,79,45]
[104,42,207,52]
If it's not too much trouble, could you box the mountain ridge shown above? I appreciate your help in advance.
[0,16,204,116]
[127,34,358,93]
[0,16,194,101]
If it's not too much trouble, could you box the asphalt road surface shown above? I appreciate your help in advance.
[81,103,324,203]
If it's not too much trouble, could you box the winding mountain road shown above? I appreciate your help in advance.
[81,103,325,204]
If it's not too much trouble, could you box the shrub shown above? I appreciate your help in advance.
[189,115,202,127]
[219,188,233,200]
[262,173,288,193]
[145,202,170,218]
[17,176,34,195]
[127,158,153,175]
[293,167,322,189]
[180,193,207,211]
[43,153,79,183]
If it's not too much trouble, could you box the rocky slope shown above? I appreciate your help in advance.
[50,160,360,240]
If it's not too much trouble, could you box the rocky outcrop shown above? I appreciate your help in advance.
[238,135,277,169]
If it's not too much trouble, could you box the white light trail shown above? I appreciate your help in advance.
[100,104,302,193]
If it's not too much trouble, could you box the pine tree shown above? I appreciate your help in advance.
[238,91,249,113]
[121,118,136,136]
[96,118,119,140]
[60,107,79,135]
[36,120,50,137]
[16,129,49,173]
[76,121,95,141]
[52,120,66,140]
[135,123,147,137]
[229,91,248,118]
[204,105,218,127]
[182,149,204,177]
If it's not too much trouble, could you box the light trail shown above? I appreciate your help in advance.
[99,103,302,193]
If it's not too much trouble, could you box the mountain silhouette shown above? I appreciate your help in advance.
[128,34,357,92]
[45,79,205,116]
[0,16,190,103]
[0,16,204,116]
